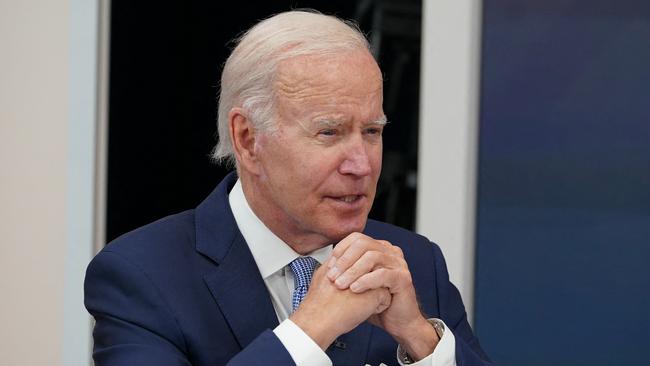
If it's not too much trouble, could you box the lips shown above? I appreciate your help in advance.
[324,193,367,208]
[338,195,361,203]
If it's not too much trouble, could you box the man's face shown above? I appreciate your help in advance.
[252,50,385,249]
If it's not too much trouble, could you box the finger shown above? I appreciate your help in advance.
[328,236,392,280]
[388,243,405,259]
[349,267,412,294]
[329,232,367,264]
[334,250,402,289]
[374,288,392,313]
[328,243,378,281]
[330,233,391,263]
[327,237,370,280]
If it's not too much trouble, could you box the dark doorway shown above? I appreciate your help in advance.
[106,1,422,242]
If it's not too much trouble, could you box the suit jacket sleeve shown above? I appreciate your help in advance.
[430,243,493,366]
[84,249,296,366]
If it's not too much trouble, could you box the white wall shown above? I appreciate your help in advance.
[0,1,102,364]
[417,0,483,323]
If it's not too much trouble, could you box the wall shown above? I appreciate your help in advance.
[417,0,482,323]
[0,0,99,364]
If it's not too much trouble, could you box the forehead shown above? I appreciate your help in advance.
[274,51,383,105]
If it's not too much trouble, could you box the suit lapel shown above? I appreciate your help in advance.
[203,235,279,348]
[195,173,279,348]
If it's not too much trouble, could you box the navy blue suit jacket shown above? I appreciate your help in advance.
[85,173,492,365]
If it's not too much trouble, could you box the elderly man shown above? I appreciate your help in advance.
[85,10,491,366]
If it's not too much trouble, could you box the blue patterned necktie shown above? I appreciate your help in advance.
[289,256,319,312]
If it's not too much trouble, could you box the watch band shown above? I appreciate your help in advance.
[397,318,445,364]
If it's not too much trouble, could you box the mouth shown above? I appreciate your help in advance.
[338,195,362,203]
[325,194,366,207]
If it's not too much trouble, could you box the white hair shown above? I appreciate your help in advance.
[212,10,371,167]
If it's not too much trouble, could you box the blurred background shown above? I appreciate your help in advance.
[1,0,648,365]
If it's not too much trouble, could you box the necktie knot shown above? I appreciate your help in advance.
[289,256,319,312]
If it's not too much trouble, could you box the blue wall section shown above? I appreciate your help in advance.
[474,1,650,365]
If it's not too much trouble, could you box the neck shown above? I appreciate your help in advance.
[239,175,330,255]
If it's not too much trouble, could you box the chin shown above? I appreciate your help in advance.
[325,219,368,242]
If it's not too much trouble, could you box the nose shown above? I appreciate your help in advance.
[338,137,372,177]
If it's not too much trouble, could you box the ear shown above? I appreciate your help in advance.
[229,107,261,175]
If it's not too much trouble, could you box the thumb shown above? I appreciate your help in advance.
[375,288,391,313]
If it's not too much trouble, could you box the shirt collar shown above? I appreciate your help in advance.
[228,179,332,279]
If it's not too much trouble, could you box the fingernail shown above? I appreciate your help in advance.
[335,275,349,288]
[327,266,340,280]
[350,282,362,292]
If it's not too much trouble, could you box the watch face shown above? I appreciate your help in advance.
[397,346,414,364]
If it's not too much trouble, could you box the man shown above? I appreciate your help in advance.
[85,10,491,366]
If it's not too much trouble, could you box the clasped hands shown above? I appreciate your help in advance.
[290,233,440,361]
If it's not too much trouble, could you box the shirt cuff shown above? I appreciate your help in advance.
[397,319,457,366]
[273,319,332,366]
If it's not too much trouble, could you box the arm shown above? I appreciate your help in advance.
[84,250,295,366]
[429,243,493,365]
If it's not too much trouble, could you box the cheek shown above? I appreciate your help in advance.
[257,134,297,175]
[262,143,322,194]
[370,146,383,176]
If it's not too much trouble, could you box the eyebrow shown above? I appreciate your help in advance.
[313,115,388,128]
[313,119,343,128]
[370,115,388,126]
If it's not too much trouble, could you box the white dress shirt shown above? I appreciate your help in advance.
[229,179,456,365]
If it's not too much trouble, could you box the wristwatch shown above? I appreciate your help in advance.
[397,318,445,364]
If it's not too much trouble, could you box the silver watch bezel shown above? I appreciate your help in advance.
[396,318,445,364]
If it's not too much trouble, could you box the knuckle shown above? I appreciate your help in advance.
[391,246,404,257]
[331,246,342,257]
[337,255,352,267]
[374,267,389,278]
[365,250,382,263]
[351,232,365,242]
[332,243,347,257]
[400,269,413,285]
[378,240,392,251]
[347,265,361,277]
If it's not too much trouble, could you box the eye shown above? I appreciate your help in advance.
[365,127,383,136]
[318,129,338,137]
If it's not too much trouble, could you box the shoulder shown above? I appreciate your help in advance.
[84,209,215,316]
[85,209,214,290]
[103,210,197,262]
[83,212,200,354]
